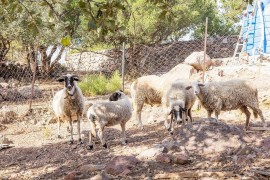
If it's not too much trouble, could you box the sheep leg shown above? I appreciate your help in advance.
[77,114,83,144]
[188,109,193,123]
[97,127,107,148]
[88,131,93,150]
[240,106,251,130]
[187,109,193,129]
[120,122,127,145]
[164,109,171,131]
[135,102,144,130]
[57,117,61,139]
[249,106,266,127]
[207,110,213,118]
[68,118,74,144]
[214,111,219,122]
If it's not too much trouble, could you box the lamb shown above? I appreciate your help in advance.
[52,74,85,144]
[87,90,132,150]
[186,79,266,130]
[162,80,196,134]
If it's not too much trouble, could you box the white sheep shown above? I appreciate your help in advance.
[52,74,85,144]
[87,90,132,150]
[130,75,174,129]
[162,80,196,134]
[186,79,266,130]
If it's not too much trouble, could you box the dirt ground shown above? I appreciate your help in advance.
[1,61,270,179]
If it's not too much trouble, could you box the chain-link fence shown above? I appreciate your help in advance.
[0,4,246,125]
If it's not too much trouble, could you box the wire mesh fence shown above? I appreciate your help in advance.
[0,5,246,124]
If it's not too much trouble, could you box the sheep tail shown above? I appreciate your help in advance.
[89,114,97,137]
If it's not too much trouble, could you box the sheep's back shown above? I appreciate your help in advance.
[203,80,258,110]
[89,100,132,126]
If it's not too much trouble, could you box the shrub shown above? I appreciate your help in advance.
[106,71,122,93]
[79,71,122,96]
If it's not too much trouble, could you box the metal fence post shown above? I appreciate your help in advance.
[203,17,208,83]
[121,42,125,91]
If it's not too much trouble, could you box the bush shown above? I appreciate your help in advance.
[79,71,122,96]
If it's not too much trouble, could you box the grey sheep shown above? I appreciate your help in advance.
[186,79,266,130]
[162,80,196,134]
[86,90,132,150]
[52,74,85,144]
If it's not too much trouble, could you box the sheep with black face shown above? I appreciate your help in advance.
[86,90,132,150]
[52,74,85,144]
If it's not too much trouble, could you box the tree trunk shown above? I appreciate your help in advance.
[0,35,11,62]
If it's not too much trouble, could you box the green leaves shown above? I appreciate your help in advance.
[88,20,97,30]
[61,36,71,47]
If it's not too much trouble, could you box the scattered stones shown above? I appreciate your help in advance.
[171,153,190,165]
[155,153,171,163]
[105,156,139,176]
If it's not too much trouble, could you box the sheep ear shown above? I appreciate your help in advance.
[57,76,66,82]
[198,83,205,86]
[119,89,123,92]
[168,110,173,115]
[73,75,80,81]
[185,86,192,90]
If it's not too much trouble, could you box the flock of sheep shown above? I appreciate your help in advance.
[51,63,266,150]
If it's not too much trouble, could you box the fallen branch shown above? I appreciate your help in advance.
[250,169,270,177]
[153,171,235,179]
[248,127,270,131]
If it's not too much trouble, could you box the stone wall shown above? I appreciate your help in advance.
[65,36,238,77]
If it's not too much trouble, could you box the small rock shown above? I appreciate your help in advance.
[105,156,139,176]
[64,171,81,180]
[172,153,190,165]
[79,164,105,173]
[155,153,171,163]
[90,171,111,180]
[136,147,167,161]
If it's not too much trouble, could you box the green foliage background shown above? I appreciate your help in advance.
[0,0,248,54]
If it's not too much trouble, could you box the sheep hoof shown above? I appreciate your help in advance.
[177,121,182,125]
[167,128,171,132]
[170,131,174,135]
[69,140,74,145]
[87,145,93,150]
[102,143,108,149]
[122,140,128,145]
[78,138,83,144]
[57,135,62,139]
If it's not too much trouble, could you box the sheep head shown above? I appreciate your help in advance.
[186,82,204,95]
[57,74,80,91]
[109,90,124,101]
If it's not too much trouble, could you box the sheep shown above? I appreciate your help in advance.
[87,90,132,150]
[130,75,164,129]
[186,79,266,130]
[52,74,85,144]
[162,80,196,134]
